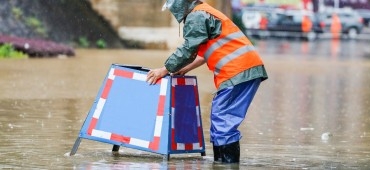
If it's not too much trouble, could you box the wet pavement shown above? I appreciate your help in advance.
[0,38,370,169]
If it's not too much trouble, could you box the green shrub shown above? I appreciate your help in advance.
[26,17,42,28]
[25,17,47,36]
[12,7,23,19]
[78,37,90,48]
[0,44,27,59]
[96,39,107,49]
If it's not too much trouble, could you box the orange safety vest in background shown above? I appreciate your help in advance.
[193,3,264,89]
[330,13,342,39]
[302,15,312,33]
[260,16,268,30]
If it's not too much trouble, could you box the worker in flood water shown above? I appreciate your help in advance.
[146,0,268,163]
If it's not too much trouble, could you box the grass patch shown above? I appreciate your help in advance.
[0,44,27,59]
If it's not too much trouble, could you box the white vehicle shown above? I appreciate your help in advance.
[241,6,274,38]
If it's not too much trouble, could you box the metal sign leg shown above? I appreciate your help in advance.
[163,154,170,161]
[70,137,82,156]
[112,145,120,155]
[201,151,206,156]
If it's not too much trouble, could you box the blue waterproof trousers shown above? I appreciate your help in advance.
[210,78,261,146]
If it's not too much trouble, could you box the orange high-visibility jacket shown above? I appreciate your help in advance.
[302,15,313,33]
[330,13,342,38]
[193,3,264,89]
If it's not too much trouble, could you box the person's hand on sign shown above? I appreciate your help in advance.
[146,66,169,85]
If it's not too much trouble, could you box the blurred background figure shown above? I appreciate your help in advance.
[330,12,342,39]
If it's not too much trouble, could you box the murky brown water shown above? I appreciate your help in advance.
[1,42,370,169]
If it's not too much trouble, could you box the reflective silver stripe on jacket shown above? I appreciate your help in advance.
[204,31,245,60]
[214,45,255,75]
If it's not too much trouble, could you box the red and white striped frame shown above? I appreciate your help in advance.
[170,77,203,151]
[87,67,168,151]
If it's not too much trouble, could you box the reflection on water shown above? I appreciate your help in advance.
[256,38,370,60]
[1,44,370,169]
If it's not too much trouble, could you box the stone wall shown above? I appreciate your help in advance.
[90,0,231,29]
[90,0,171,29]
[118,0,171,27]
[89,0,232,49]
[90,0,121,29]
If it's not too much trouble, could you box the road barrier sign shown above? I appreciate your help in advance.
[70,64,206,160]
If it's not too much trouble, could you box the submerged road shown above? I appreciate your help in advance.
[0,38,369,169]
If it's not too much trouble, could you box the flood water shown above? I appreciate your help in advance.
[1,39,370,169]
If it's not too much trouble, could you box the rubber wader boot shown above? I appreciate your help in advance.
[213,144,221,162]
[220,141,240,163]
